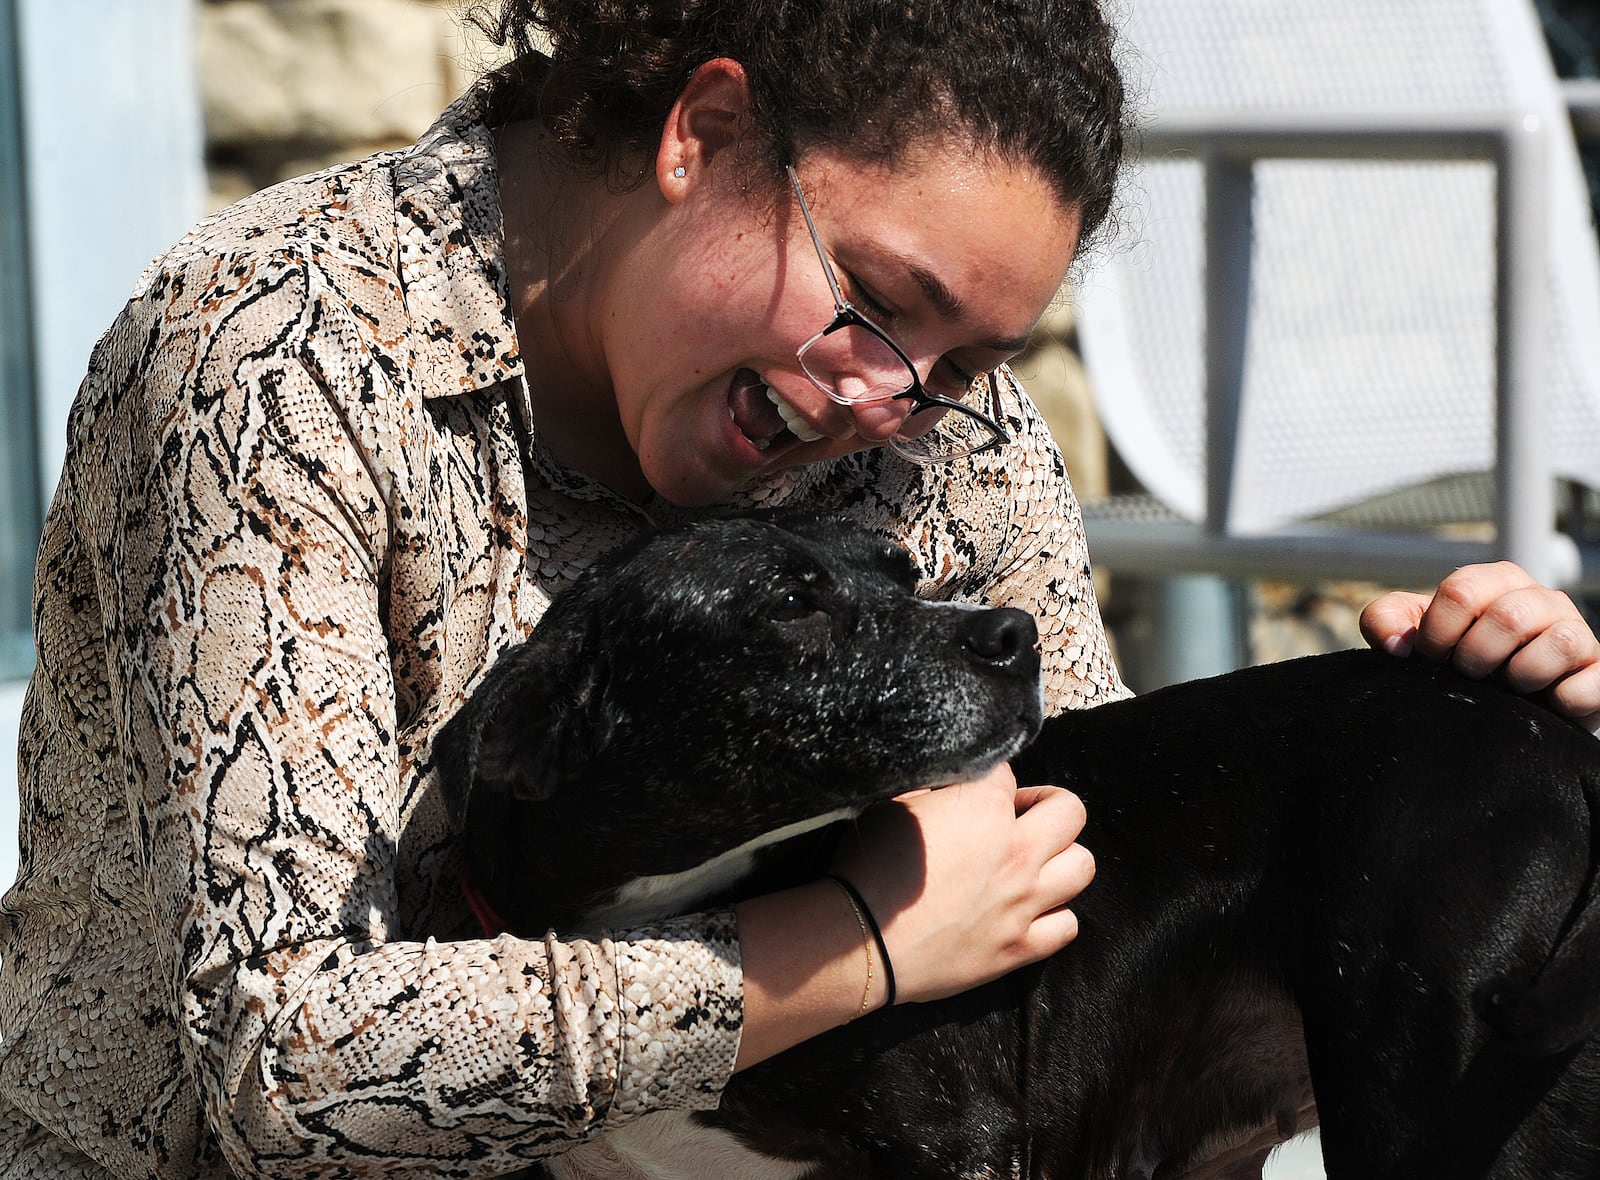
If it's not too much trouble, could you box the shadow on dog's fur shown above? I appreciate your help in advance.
[438,514,1600,1180]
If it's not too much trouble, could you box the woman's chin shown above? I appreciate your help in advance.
[636,418,785,507]
[635,407,871,507]
[637,448,745,508]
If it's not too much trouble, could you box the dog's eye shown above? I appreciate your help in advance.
[768,591,826,623]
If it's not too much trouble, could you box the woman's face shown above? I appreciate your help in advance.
[603,140,1083,507]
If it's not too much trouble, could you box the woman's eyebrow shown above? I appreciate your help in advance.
[889,248,1035,353]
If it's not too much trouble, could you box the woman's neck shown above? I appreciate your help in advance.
[494,120,655,501]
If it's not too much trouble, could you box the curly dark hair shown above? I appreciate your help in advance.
[469,0,1127,249]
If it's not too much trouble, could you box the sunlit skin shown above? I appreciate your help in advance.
[615,150,1072,505]
[1363,562,1600,730]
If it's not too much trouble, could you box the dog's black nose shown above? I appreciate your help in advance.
[959,607,1038,673]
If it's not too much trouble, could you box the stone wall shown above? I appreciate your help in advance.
[198,0,506,208]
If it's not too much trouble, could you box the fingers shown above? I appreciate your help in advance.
[1425,570,1577,675]
[1013,786,1094,954]
[1408,561,1540,664]
[1548,664,1600,732]
[1014,785,1090,887]
[1498,611,1600,690]
[1511,624,1600,729]
[1364,561,1600,728]
[1004,840,1094,961]
[830,773,1094,1004]
[1358,591,1429,656]
[1014,780,1085,825]
[1411,563,1600,701]
[1040,840,1096,920]
[1022,905,1080,957]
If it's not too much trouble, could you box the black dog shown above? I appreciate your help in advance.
[438,514,1600,1180]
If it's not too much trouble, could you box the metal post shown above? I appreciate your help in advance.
[1495,114,1553,583]
[1082,110,1599,593]
[0,0,40,680]
[1204,154,1254,535]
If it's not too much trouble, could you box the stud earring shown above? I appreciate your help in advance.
[673,166,686,178]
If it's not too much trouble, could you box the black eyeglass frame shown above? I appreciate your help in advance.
[784,164,1008,463]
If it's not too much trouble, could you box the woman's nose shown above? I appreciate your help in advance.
[846,394,917,443]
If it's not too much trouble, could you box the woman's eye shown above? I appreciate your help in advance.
[843,271,897,323]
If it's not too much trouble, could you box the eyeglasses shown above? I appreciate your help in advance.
[785,165,1009,465]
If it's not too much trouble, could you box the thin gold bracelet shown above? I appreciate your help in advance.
[827,875,874,1019]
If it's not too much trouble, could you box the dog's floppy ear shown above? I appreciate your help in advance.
[434,609,611,823]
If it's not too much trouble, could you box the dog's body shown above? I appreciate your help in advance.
[438,515,1600,1179]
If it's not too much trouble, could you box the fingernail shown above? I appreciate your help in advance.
[1384,634,1413,657]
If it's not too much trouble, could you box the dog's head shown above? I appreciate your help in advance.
[436,512,1044,932]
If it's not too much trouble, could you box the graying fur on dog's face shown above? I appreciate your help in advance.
[437,513,1044,933]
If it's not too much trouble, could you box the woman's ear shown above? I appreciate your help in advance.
[656,57,755,201]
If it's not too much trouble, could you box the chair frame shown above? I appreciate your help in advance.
[1084,106,1600,593]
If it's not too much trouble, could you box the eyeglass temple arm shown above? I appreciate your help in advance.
[785,164,850,309]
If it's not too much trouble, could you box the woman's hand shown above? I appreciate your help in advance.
[828,762,1094,1004]
[1360,560,1600,730]
[732,762,1092,1070]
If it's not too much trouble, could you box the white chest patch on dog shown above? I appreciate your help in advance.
[581,807,859,930]
[550,1111,814,1180]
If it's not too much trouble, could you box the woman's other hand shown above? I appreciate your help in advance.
[1361,560,1600,730]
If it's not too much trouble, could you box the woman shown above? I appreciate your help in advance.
[2,1,1595,1176]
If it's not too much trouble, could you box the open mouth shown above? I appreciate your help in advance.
[728,370,845,454]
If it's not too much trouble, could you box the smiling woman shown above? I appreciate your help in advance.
[553,117,1084,505]
[484,4,1120,507]
[3,0,1598,1177]
[0,3,1134,1175]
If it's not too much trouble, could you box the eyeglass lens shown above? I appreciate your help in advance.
[888,384,1003,464]
[798,322,914,404]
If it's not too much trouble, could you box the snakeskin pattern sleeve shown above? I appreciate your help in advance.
[1,219,739,1178]
[981,368,1130,715]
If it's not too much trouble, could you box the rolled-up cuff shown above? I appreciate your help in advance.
[608,908,743,1118]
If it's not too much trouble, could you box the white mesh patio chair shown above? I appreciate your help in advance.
[1076,0,1600,594]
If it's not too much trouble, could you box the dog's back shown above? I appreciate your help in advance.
[1014,649,1600,1178]
[721,651,1600,1179]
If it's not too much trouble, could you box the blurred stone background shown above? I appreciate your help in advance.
[198,0,501,207]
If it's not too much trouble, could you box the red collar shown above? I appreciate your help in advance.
[460,866,509,936]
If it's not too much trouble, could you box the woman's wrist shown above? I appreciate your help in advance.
[824,873,896,1011]
[731,878,890,1071]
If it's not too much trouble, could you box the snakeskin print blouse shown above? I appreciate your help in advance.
[0,85,1126,1179]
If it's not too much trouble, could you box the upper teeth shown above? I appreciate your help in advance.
[764,386,826,443]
